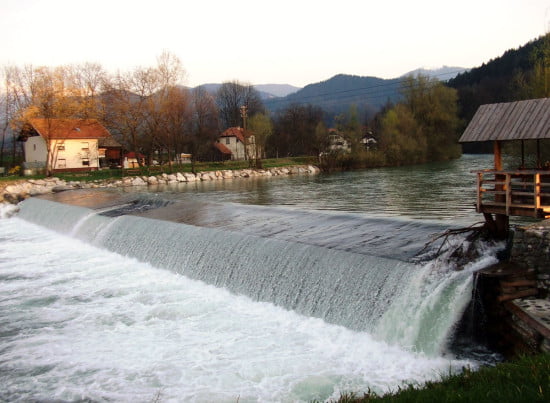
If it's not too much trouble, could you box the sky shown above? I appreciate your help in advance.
[1,0,549,88]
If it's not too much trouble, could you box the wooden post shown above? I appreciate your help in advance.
[476,172,483,212]
[493,141,508,238]
[534,172,541,216]
[505,173,512,216]
[494,141,502,170]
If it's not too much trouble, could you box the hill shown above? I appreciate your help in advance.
[254,84,301,98]
[264,74,402,121]
[402,66,467,81]
[448,33,550,122]
[193,83,300,100]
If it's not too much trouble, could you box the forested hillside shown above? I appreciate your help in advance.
[448,33,550,122]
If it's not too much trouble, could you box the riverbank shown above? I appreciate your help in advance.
[336,352,549,402]
[0,164,321,204]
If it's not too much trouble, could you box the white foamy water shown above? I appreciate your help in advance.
[0,211,474,403]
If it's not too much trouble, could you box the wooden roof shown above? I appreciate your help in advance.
[459,98,550,143]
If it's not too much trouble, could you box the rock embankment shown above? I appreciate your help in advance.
[510,223,550,294]
[1,165,321,204]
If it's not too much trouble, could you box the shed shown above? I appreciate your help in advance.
[459,98,550,237]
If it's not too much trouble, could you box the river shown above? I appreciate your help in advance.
[0,154,507,402]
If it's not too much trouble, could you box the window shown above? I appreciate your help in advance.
[33,144,36,151]
[57,145,65,151]
[82,159,90,166]
[57,159,66,169]
[225,137,230,145]
[81,142,89,151]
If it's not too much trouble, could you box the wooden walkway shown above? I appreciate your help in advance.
[474,169,550,219]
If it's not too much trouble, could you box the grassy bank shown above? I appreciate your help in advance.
[332,353,549,403]
[0,157,318,183]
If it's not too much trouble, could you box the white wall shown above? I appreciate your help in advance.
[51,139,99,170]
[221,135,256,161]
[24,136,48,165]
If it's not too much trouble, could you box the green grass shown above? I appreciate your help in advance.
[331,353,549,403]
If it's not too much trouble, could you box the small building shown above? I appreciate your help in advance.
[216,127,257,161]
[327,129,351,153]
[361,133,377,150]
[459,97,550,237]
[123,152,146,169]
[179,153,192,164]
[20,118,122,172]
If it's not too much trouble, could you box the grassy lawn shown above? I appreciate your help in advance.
[332,353,549,403]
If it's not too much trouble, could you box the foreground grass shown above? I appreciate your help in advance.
[333,353,549,403]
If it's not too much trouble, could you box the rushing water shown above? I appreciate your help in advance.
[0,155,507,402]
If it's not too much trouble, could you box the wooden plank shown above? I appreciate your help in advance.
[501,280,537,288]
[497,288,538,302]
[504,301,550,340]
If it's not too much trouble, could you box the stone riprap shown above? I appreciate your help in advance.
[1,165,321,204]
[510,222,550,296]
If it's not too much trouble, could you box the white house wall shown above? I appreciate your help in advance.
[24,136,48,166]
[51,139,99,170]
[220,135,257,161]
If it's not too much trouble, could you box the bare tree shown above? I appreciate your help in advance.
[190,87,219,172]
[156,85,192,169]
[216,80,264,129]
[105,52,187,166]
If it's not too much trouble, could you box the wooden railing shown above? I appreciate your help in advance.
[474,170,550,218]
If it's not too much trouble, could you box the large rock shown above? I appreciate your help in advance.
[131,177,147,186]
[176,172,186,182]
[52,185,74,193]
[184,173,198,182]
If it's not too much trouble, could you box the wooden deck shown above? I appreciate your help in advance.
[474,169,550,219]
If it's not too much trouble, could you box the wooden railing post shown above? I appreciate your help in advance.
[477,172,483,212]
[534,172,541,216]
[505,173,512,216]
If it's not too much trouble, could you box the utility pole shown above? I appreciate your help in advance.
[240,105,250,164]
[240,105,248,130]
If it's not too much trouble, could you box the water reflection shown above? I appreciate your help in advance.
[43,155,502,224]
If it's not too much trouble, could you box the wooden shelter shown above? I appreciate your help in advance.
[459,98,550,237]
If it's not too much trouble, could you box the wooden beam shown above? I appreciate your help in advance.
[494,141,503,170]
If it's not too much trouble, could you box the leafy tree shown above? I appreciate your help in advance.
[378,103,426,165]
[247,112,272,168]
[400,74,461,161]
[335,104,363,152]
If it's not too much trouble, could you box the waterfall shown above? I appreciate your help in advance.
[17,197,501,355]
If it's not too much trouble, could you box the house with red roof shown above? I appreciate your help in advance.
[20,118,122,172]
[216,127,257,161]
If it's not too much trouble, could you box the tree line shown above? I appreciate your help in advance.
[2,48,505,174]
